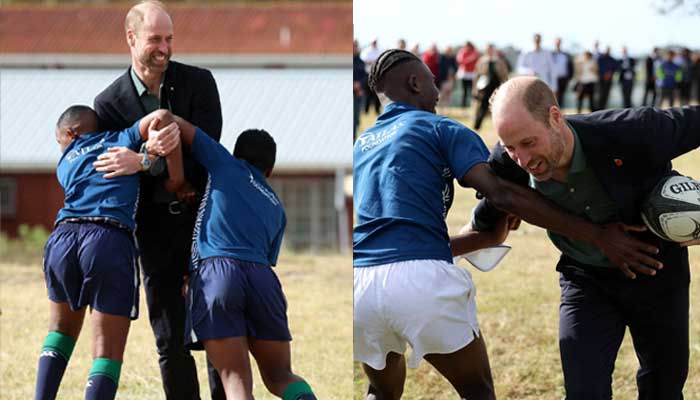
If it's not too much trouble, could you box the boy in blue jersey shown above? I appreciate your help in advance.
[353,50,663,399]
[36,106,185,400]
[157,112,316,400]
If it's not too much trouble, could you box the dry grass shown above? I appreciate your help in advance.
[353,107,700,399]
[0,253,352,399]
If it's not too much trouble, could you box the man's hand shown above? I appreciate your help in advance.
[176,181,198,205]
[146,120,180,157]
[593,222,662,279]
[93,147,142,178]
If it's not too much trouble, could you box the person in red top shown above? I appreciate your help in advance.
[422,43,441,86]
[456,41,481,108]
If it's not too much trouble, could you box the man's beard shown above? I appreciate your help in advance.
[140,49,171,72]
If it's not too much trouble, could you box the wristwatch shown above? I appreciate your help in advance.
[140,143,152,172]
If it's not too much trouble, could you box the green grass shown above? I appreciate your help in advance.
[353,106,700,399]
[0,253,352,399]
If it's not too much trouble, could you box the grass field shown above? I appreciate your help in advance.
[353,107,700,399]
[0,253,352,399]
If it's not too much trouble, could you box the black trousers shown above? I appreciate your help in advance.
[597,80,613,110]
[363,81,381,115]
[474,85,497,130]
[137,205,225,400]
[558,266,688,400]
[642,81,657,107]
[461,78,473,107]
[576,83,596,113]
[556,77,570,109]
[620,80,634,108]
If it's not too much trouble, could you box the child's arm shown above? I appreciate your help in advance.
[450,214,520,257]
[138,111,186,193]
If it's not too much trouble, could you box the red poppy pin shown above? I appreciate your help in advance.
[614,158,623,167]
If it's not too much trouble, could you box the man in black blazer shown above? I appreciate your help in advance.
[473,76,699,399]
[92,2,224,399]
[618,46,636,108]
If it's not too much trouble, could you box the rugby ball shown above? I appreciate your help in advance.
[640,175,700,242]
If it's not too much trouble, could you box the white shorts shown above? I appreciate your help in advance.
[353,259,480,370]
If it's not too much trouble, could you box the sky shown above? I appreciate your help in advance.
[354,0,700,57]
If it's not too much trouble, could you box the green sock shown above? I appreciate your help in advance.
[42,331,76,360]
[85,358,122,400]
[282,380,316,400]
[88,358,122,386]
[35,331,76,399]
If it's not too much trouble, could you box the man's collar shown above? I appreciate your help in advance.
[130,65,169,96]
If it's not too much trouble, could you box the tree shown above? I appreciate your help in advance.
[653,0,700,15]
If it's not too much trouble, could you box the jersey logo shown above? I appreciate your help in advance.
[356,121,405,152]
[65,138,106,163]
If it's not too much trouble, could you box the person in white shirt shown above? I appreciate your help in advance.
[517,33,557,91]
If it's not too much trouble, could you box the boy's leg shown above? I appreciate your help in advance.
[248,338,317,400]
[362,352,406,400]
[35,301,85,400]
[84,310,131,400]
[423,335,495,400]
[203,337,253,400]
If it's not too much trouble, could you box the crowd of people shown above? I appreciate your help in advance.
[353,35,700,135]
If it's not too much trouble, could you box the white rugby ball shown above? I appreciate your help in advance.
[640,175,700,242]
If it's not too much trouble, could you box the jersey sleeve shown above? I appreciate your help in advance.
[120,120,143,151]
[190,128,232,172]
[436,119,490,186]
[268,212,286,266]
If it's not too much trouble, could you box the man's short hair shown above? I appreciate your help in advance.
[490,78,558,127]
[368,49,421,93]
[125,0,167,33]
[233,129,276,173]
[522,79,558,126]
[57,105,98,131]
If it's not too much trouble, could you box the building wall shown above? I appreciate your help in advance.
[0,171,347,252]
[0,172,64,236]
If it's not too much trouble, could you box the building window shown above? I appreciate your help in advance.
[0,178,17,218]
[269,177,338,251]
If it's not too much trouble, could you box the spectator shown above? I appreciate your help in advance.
[596,46,617,110]
[360,39,383,115]
[657,50,681,107]
[643,47,660,106]
[552,37,574,108]
[473,43,509,129]
[422,43,441,86]
[618,46,636,108]
[516,33,557,91]
[693,51,700,104]
[675,48,693,106]
[456,41,480,108]
[353,39,367,138]
[397,38,407,50]
[574,51,598,113]
[438,46,457,107]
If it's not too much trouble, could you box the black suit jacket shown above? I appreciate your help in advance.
[473,106,700,282]
[94,60,222,214]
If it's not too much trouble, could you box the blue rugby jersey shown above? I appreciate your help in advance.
[353,102,490,267]
[56,121,142,230]
[190,129,286,268]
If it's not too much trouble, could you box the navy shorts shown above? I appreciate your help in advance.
[43,222,139,319]
[185,257,291,350]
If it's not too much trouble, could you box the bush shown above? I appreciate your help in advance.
[0,224,48,265]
